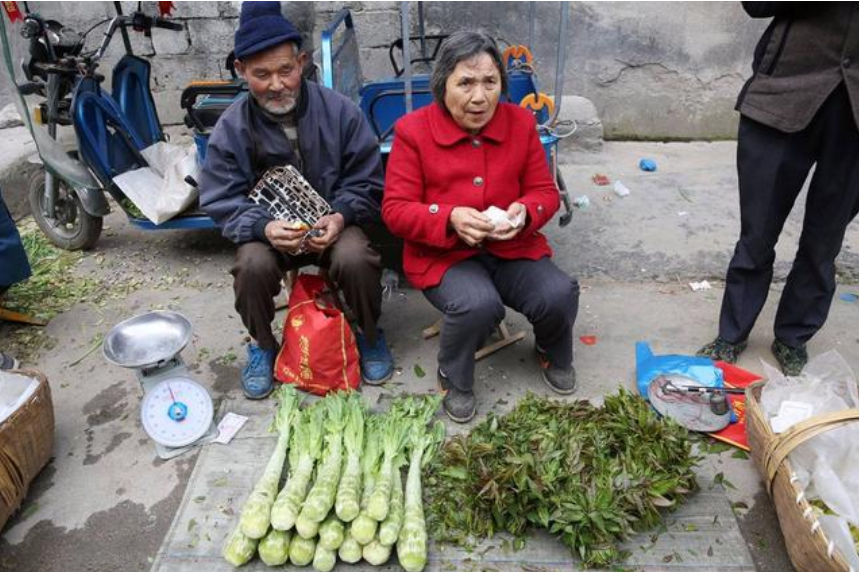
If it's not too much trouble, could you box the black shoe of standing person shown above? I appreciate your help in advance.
[536,345,577,395]
[0,352,20,371]
[437,369,476,424]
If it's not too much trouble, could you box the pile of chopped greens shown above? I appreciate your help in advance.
[2,221,99,362]
[424,389,699,568]
[3,220,97,320]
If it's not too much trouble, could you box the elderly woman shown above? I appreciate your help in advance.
[382,31,580,422]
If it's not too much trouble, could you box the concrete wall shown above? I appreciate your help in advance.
[0,1,767,139]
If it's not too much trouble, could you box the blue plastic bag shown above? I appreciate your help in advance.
[639,158,657,172]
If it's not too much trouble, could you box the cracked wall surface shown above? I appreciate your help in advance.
[0,1,767,139]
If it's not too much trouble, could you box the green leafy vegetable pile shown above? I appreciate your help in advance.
[425,389,699,567]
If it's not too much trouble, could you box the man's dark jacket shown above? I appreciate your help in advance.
[199,80,384,245]
[737,2,859,132]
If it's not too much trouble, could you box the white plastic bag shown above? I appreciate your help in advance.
[760,350,859,564]
[0,371,39,425]
[112,142,199,224]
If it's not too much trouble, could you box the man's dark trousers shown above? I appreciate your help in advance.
[719,83,859,348]
[232,226,382,351]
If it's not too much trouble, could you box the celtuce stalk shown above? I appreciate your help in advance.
[238,386,300,539]
[352,416,383,544]
[222,526,258,567]
[397,420,445,572]
[363,537,393,565]
[338,524,363,563]
[313,544,337,572]
[288,535,316,566]
[335,394,365,522]
[318,513,345,550]
[367,412,407,521]
[271,403,325,531]
[298,394,347,525]
[258,528,291,566]
[378,453,406,546]
[295,511,321,539]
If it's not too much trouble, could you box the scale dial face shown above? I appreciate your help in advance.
[141,377,214,448]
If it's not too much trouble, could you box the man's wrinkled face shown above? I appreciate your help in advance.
[236,42,307,116]
[444,52,502,134]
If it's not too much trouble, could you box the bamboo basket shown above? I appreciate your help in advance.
[746,380,859,572]
[0,369,54,530]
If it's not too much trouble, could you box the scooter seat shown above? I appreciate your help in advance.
[73,77,148,188]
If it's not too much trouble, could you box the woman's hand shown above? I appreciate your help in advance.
[488,202,527,241]
[449,207,495,247]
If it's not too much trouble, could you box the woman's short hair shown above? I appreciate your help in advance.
[430,31,507,106]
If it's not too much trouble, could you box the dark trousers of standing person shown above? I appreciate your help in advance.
[423,253,579,392]
[232,226,383,350]
[718,83,859,349]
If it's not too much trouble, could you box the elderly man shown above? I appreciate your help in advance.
[199,2,393,399]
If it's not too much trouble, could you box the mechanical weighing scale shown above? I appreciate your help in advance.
[647,374,744,432]
[103,311,217,459]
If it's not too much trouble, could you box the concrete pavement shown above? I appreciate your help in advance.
[3,140,859,571]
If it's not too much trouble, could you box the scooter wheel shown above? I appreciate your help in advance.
[28,170,102,251]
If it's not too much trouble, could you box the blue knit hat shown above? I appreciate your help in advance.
[234,1,303,60]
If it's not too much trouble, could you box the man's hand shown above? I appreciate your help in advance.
[488,202,527,242]
[265,220,308,254]
[306,213,345,253]
[449,207,495,247]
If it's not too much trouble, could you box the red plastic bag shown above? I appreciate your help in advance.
[274,274,360,395]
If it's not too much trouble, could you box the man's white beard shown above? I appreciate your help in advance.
[258,92,299,116]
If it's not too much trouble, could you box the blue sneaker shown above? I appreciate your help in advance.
[241,344,276,399]
[355,329,394,385]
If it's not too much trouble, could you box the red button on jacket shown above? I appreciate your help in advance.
[382,102,560,289]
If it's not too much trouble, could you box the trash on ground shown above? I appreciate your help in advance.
[215,413,249,445]
[573,195,590,209]
[689,280,712,292]
[613,180,631,197]
[579,335,598,345]
[591,173,610,186]
[839,292,859,303]
[678,211,689,217]
[639,158,658,172]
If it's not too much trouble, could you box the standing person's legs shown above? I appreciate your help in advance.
[490,256,579,393]
[423,256,504,421]
[700,115,816,362]
[774,85,859,366]
[324,225,392,384]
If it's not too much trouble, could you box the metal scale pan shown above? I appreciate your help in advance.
[103,311,217,459]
